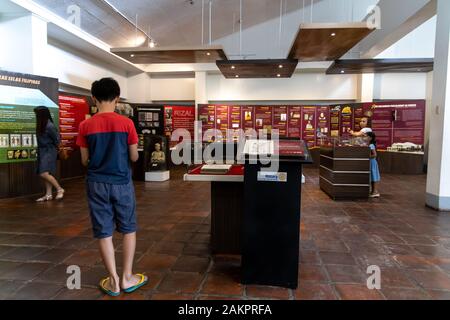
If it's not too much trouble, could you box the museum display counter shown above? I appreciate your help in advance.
[320,138,371,200]
[377,150,424,174]
[184,139,312,289]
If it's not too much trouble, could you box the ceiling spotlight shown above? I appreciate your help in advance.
[130,54,135,58]
[206,52,211,56]
[278,65,283,69]
[231,66,236,69]
[331,33,336,37]
[149,40,156,48]
[235,75,239,78]
[340,70,345,74]
[277,74,281,77]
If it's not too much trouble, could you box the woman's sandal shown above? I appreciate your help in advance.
[36,195,53,202]
[55,189,65,200]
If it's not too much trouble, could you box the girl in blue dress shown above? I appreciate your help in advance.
[34,106,65,202]
[366,132,381,198]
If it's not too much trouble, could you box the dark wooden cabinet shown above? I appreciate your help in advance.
[319,146,371,200]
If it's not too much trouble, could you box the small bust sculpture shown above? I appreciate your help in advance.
[151,143,165,164]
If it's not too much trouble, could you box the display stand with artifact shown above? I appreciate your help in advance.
[144,135,170,182]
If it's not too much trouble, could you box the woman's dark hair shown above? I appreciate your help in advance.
[366,131,377,146]
[34,106,54,136]
[91,78,121,102]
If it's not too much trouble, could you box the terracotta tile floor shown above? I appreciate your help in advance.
[1,168,450,300]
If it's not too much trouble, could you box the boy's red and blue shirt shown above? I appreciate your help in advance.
[76,112,138,185]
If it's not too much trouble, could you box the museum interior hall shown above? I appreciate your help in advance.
[1,0,450,302]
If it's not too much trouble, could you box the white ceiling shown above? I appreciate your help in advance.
[31,0,327,48]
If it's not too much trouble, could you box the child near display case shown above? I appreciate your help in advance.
[367,132,381,198]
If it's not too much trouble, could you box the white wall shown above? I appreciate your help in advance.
[206,72,358,102]
[0,14,34,73]
[43,42,129,98]
[377,16,436,59]
[373,73,428,100]
[0,13,130,98]
[149,78,195,101]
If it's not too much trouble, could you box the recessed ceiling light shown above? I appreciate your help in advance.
[277,74,281,77]
[278,65,283,69]
[331,33,336,37]
[235,75,239,78]
[206,52,211,56]
[149,40,156,48]
[340,70,345,74]
[130,54,135,58]
[231,66,236,69]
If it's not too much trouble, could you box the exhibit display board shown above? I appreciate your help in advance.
[164,105,195,144]
[59,95,89,155]
[198,101,425,150]
[0,71,59,164]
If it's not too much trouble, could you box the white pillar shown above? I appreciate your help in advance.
[356,73,375,103]
[426,0,450,211]
[195,71,208,119]
[424,71,433,166]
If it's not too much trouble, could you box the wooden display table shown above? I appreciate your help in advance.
[320,146,371,200]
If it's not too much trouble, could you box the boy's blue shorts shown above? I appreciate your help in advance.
[86,181,137,239]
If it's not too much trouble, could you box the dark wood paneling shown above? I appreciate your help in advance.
[0,164,9,198]
[320,178,370,200]
[288,23,374,62]
[327,58,434,74]
[8,162,41,198]
[60,150,86,180]
[320,167,370,185]
[211,182,243,255]
[321,156,370,172]
[216,59,298,79]
[111,46,227,64]
[378,152,424,175]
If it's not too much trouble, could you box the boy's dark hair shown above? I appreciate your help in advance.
[91,78,121,102]
[366,131,377,146]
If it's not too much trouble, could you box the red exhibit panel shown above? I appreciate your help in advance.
[59,95,89,154]
[164,106,195,142]
[374,129,393,150]
[272,106,288,137]
[241,106,255,133]
[316,106,330,136]
[340,105,354,137]
[353,105,365,131]
[228,106,242,140]
[198,105,216,141]
[216,106,229,135]
[288,106,302,138]
[302,106,317,148]
[255,106,273,134]
[330,105,341,138]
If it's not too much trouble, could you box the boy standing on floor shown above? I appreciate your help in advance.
[76,78,147,296]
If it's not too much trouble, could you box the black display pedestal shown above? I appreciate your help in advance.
[241,139,312,289]
[241,162,302,289]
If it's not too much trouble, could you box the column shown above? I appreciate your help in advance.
[426,0,450,211]
[356,73,375,103]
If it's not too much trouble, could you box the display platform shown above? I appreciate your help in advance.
[319,145,371,200]
[146,171,170,182]
[241,139,312,289]
[184,139,312,289]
